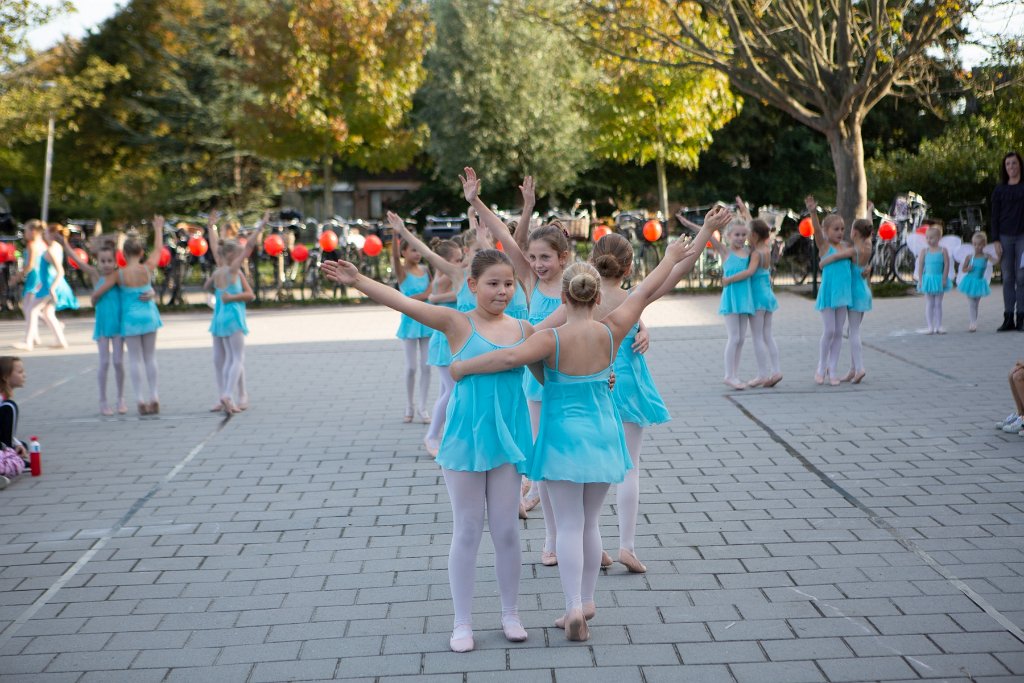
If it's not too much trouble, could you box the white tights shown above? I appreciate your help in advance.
[442,464,522,628]
[22,295,66,349]
[125,332,159,404]
[425,366,454,445]
[213,333,247,403]
[968,297,980,326]
[723,314,748,381]
[847,311,865,373]
[402,338,430,415]
[97,336,125,408]
[817,307,847,376]
[924,294,944,331]
[546,480,610,611]
[616,423,643,552]
[528,400,557,554]
[749,310,780,378]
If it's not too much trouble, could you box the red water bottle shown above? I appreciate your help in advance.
[29,436,41,476]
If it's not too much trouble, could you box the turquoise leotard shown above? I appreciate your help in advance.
[209,274,249,337]
[613,322,670,427]
[815,246,853,310]
[522,282,561,402]
[958,255,990,298]
[396,270,432,339]
[918,250,952,294]
[93,276,122,340]
[719,253,755,315]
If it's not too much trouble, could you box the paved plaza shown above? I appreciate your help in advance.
[0,287,1022,682]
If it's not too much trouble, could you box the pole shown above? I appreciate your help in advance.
[40,114,55,223]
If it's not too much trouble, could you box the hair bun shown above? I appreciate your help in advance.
[562,262,600,305]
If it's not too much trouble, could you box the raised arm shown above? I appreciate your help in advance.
[461,168,533,286]
[53,231,98,280]
[232,213,266,272]
[735,195,753,223]
[207,210,223,267]
[650,206,733,299]
[450,327,555,381]
[390,232,406,285]
[144,216,165,271]
[386,211,463,284]
[804,196,828,256]
[515,176,535,252]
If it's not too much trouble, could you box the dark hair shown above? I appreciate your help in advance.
[528,224,569,255]
[0,356,22,399]
[591,233,632,279]
[562,262,600,306]
[1001,152,1023,185]
[852,218,873,239]
[469,248,513,279]
[429,237,461,261]
[749,219,771,245]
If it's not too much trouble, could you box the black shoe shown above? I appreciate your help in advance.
[1017,314,1024,332]
[998,313,1015,332]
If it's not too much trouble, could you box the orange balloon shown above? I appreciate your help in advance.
[593,225,612,242]
[188,236,208,257]
[642,220,663,242]
[495,241,504,252]
[264,234,285,256]
[291,243,309,262]
[363,234,383,257]
[798,217,814,238]
[319,230,339,252]
[878,221,896,241]
[158,246,171,267]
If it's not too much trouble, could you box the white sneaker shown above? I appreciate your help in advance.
[1003,416,1024,433]
[998,413,1019,429]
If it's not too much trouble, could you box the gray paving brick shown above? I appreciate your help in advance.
[677,641,765,665]
[818,656,918,681]
[555,667,644,683]
[731,661,826,683]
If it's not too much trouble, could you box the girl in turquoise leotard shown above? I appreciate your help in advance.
[959,231,998,332]
[15,220,68,350]
[843,218,874,383]
[322,244,536,654]
[709,220,755,389]
[915,224,953,334]
[806,195,853,385]
[392,228,434,423]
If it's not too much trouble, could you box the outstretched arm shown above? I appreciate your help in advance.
[804,196,828,256]
[232,214,266,273]
[648,207,732,299]
[144,216,165,271]
[387,212,463,285]
[450,327,555,381]
[53,231,98,280]
[91,275,118,305]
[735,195,753,223]
[462,168,534,287]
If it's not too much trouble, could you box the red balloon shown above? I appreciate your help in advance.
[495,241,504,252]
[593,225,612,242]
[116,250,127,267]
[0,242,15,263]
[915,225,928,234]
[70,247,89,269]
[188,236,208,257]
[878,221,896,241]
[363,234,383,257]
[264,234,285,257]
[798,216,814,238]
[319,230,339,252]
[291,243,309,262]
[158,246,172,267]
[642,220,663,242]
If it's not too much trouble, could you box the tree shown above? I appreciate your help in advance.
[232,0,432,219]
[557,0,977,227]
[584,1,740,219]
[419,0,592,200]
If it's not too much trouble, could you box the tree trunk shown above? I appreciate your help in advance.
[655,156,669,223]
[825,119,867,233]
[323,154,333,221]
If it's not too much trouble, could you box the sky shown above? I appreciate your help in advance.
[24,0,1024,70]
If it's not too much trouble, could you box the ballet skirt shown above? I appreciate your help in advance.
[958,256,990,298]
[815,246,853,310]
[436,317,532,472]
[119,273,162,337]
[92,276,123,340]
[918,250,952,294]
[428,279,459,367]
[456,279,475,312]
[849,255,872,313]
[525,325,632,484]
[505,283,529,320]
[613,322,670,427]
[396,270,432,339]
[523,283,562,401]
[719,253,755,315]
[21,252,42,297]
[209,274,249,337]
[37,256,79,311]
[751,268,778,313]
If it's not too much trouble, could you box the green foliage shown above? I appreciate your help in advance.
[0,0,73,69]
[418,0,591,197]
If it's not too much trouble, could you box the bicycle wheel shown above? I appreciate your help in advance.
[871,243,894,284]
[642,243,661,281]
[893,244,916,285]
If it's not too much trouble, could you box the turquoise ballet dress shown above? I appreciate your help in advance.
[209,275,249,337]
[436,317,533,472]
[958,256,991,298]
[719,253,755,315]
[849,253,872,313]
[751,267,778,313]
[92,276,123,340]
[506,282,529,320]
[614,322,670,427]
[456,278,475,312]
[815,246,853,310]
[525,325,632,484]
[396,270,432,339]
[523,283,562,402]
[119,273,162,337]
[428,279,459,367]
[21,251,42,297]
[37,255,79,311]
[918,250,952,294]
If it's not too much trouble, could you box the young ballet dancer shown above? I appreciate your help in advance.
[959,231,997,332]
[58,233,127,414]
[450,207,729,642]
[916,224,952,334]
[805,196,852,385]
[843,218,873,382]
[93,217,165,414]
[206,211,263,413]
[711,219,755,389]
[15,220,71,350]
[464,170,569,563]
[384,212,467,455]
[322,247,534,653]
[392,226,433,423]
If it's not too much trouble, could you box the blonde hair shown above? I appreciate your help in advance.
[220,239,242,260]
[972,231,988,247]
[823,214,845,232]
[562,261,600,306]
[926,223,943,238]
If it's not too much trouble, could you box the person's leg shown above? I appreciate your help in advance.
[141,332,159,406]
[417,337,431,418]
[817,309,834,379]
[441,468,486,650]
[545,480,585,614]
[848,311,864,373]
[968,297,980,329]
[425,366,454,450]
[580,482,611,611]
[999,236,1017,330]
[124,335,147,408]
[1015,235,1024,322]
[401,339,417,418]
[484,463,527,640]
[724,314,741,383]
[827,307,847,380]
[112,337,126,412]
[223,332,246,410]
[97,339,112,414]
[1011,367,1024,416]
[529,399,557,562]
[763,311,781,376]
[617,423,643,554]
[39,303,67,348]
[924,294,935,332]
[211,336,227,409]
[20,295,44,349]
[749,311,769,381]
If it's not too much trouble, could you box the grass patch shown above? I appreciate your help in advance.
[871,281,914,297]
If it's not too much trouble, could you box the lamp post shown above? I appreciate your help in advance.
[40,81,56,223]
